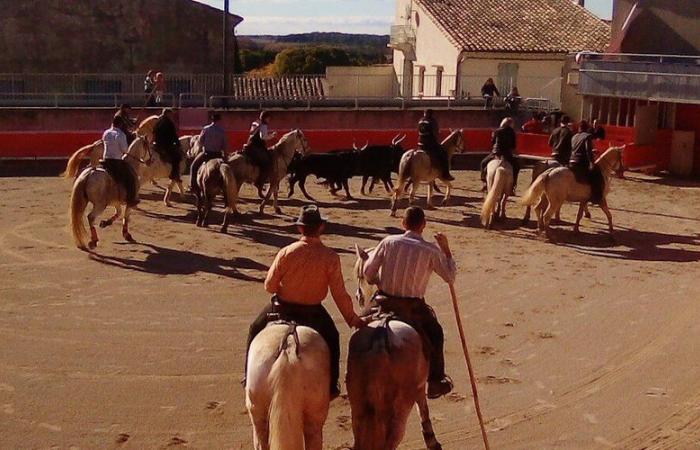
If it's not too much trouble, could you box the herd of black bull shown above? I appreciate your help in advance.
[287,134,408,200]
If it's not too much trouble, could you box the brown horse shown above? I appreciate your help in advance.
[347,246,443,450]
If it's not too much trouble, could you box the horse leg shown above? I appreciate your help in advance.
[441,182,452,206]
[122,207,135,242]
[177,180,185,197]
[249,409,269,450]
[426,182,434,208]
[501,193,508,220]
[99,206,121,228]
[416,395,443,450]
[573,202,586,233]
[584,203,592,219]
[599,198,615,238]
[87,202,107,249]
[522,205,531,227]
[272,182,281,215]
[390,180,406,217]
[542,200,559,241]
[303,420,324,450]
[361,175,368,196]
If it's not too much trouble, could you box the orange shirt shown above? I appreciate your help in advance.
[264,236,355,326]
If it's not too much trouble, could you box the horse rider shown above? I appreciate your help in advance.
[243,111,276,192]
[363,206,456,399]
[113,104,137,145]
[569,120,604,204]
[418,109,454,181]
[549,115,574,165]
[243,205,365,399]
[189,112,227,193]
[153,108,183,183]
[480,117,520,192]
[101,116,139,207]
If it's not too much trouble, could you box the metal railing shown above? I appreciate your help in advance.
[578,52,700,103]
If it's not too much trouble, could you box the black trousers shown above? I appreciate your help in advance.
[552,152,570,166]
[420,142,451,178]
[570,164,604,204]
[190,152,223,190]
[375,294,446,382]
[480,153,520,185]
[101,159,138,205]
[155,144,183,181]
[245,298,340,394]
[243,144,272,186]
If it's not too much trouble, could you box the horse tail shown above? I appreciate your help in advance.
[521,169,549,206]
[220,163,239,213]
[63,141,99,178]
[481,166,507,227]
[69,171,90,249]
[268,351,304,450]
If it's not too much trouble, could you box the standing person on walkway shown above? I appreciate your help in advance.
[101,116,139,207]
[363,206,456,399]
[153,108,182,183]
[417,109,454,181]
[244,205,365,399]
[189,112,227,193]
[144,70,156,107]
[154,72,166,105]
[549,115,574,165]
[481,78,500,109]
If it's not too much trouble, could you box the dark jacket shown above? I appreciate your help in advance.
[491,126,516,157]
[154,116,179,148]
[549,126,574,163]
[569,132,595,167]
[481,83,500,97]
[418,116,439,148]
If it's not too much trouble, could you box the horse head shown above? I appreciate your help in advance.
[442,129,465,155]
[596,145,625,177]
[353,244,375,309]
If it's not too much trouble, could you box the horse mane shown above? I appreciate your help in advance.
[595,145,624,165]
[441,128,463,146]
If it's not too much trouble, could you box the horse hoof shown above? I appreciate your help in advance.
[275,207,282,215]
[99,220,111,228]
[220,226,228,234]
[123,233,135,243]
[165,202,173,208]
[88,240,98,249]
[584,212,592,219]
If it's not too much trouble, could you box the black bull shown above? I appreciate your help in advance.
[287,143,406,200]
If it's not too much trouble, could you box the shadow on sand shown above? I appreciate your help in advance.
[90,243,268,282]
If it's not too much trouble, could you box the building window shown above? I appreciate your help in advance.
[417,66,425,96]
[497,63,519,94]
[435,66,443,97]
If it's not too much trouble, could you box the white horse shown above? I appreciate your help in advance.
[246,323,331,450]
[347,246,443,450]
[390,130,464,216]
[481,158,514,229]
[69,148,144,250]
[521,146,624,239]
[522,159,591,226]
[63,115,160,178]
[126,135,194,206]
[211,129,309,218]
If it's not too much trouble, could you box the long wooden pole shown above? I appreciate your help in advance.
[449,283,490,450]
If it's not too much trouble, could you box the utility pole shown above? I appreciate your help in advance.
[223,0,230,97]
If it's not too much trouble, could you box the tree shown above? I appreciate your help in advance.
[273,46,353,75]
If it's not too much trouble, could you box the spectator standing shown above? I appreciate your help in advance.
[154,72,166,105]
[504,87,522,113]
[481,78,500,109]
[144,70,156,107]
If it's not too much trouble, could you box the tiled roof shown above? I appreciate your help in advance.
[416,0,611,53]
[230,76,325,100]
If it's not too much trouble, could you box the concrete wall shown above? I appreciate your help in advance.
[325,66,399,98]
[458,53,565,106]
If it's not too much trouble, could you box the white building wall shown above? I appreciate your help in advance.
[458,53,565,107]
[393,0,459,97]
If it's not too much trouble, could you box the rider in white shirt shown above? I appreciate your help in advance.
[102,117,139,206]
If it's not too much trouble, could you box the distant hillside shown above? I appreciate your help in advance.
[237,32,391,74]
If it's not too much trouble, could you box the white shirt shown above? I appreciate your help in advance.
[364,231,457,298]
[251,121,274,141]
[102,127,128,160]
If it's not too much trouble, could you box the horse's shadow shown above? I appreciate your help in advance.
[549,225,700,262]
[89,243,268,281]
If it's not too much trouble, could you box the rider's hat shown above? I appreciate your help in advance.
[294,205,327,226]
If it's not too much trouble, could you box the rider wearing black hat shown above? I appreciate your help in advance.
[418,109,454,181]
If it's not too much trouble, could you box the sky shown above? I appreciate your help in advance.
[195,0,613,35]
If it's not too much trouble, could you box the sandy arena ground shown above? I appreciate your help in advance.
[1,170,700,449]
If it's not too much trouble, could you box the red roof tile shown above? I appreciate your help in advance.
[417,0,610,53]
